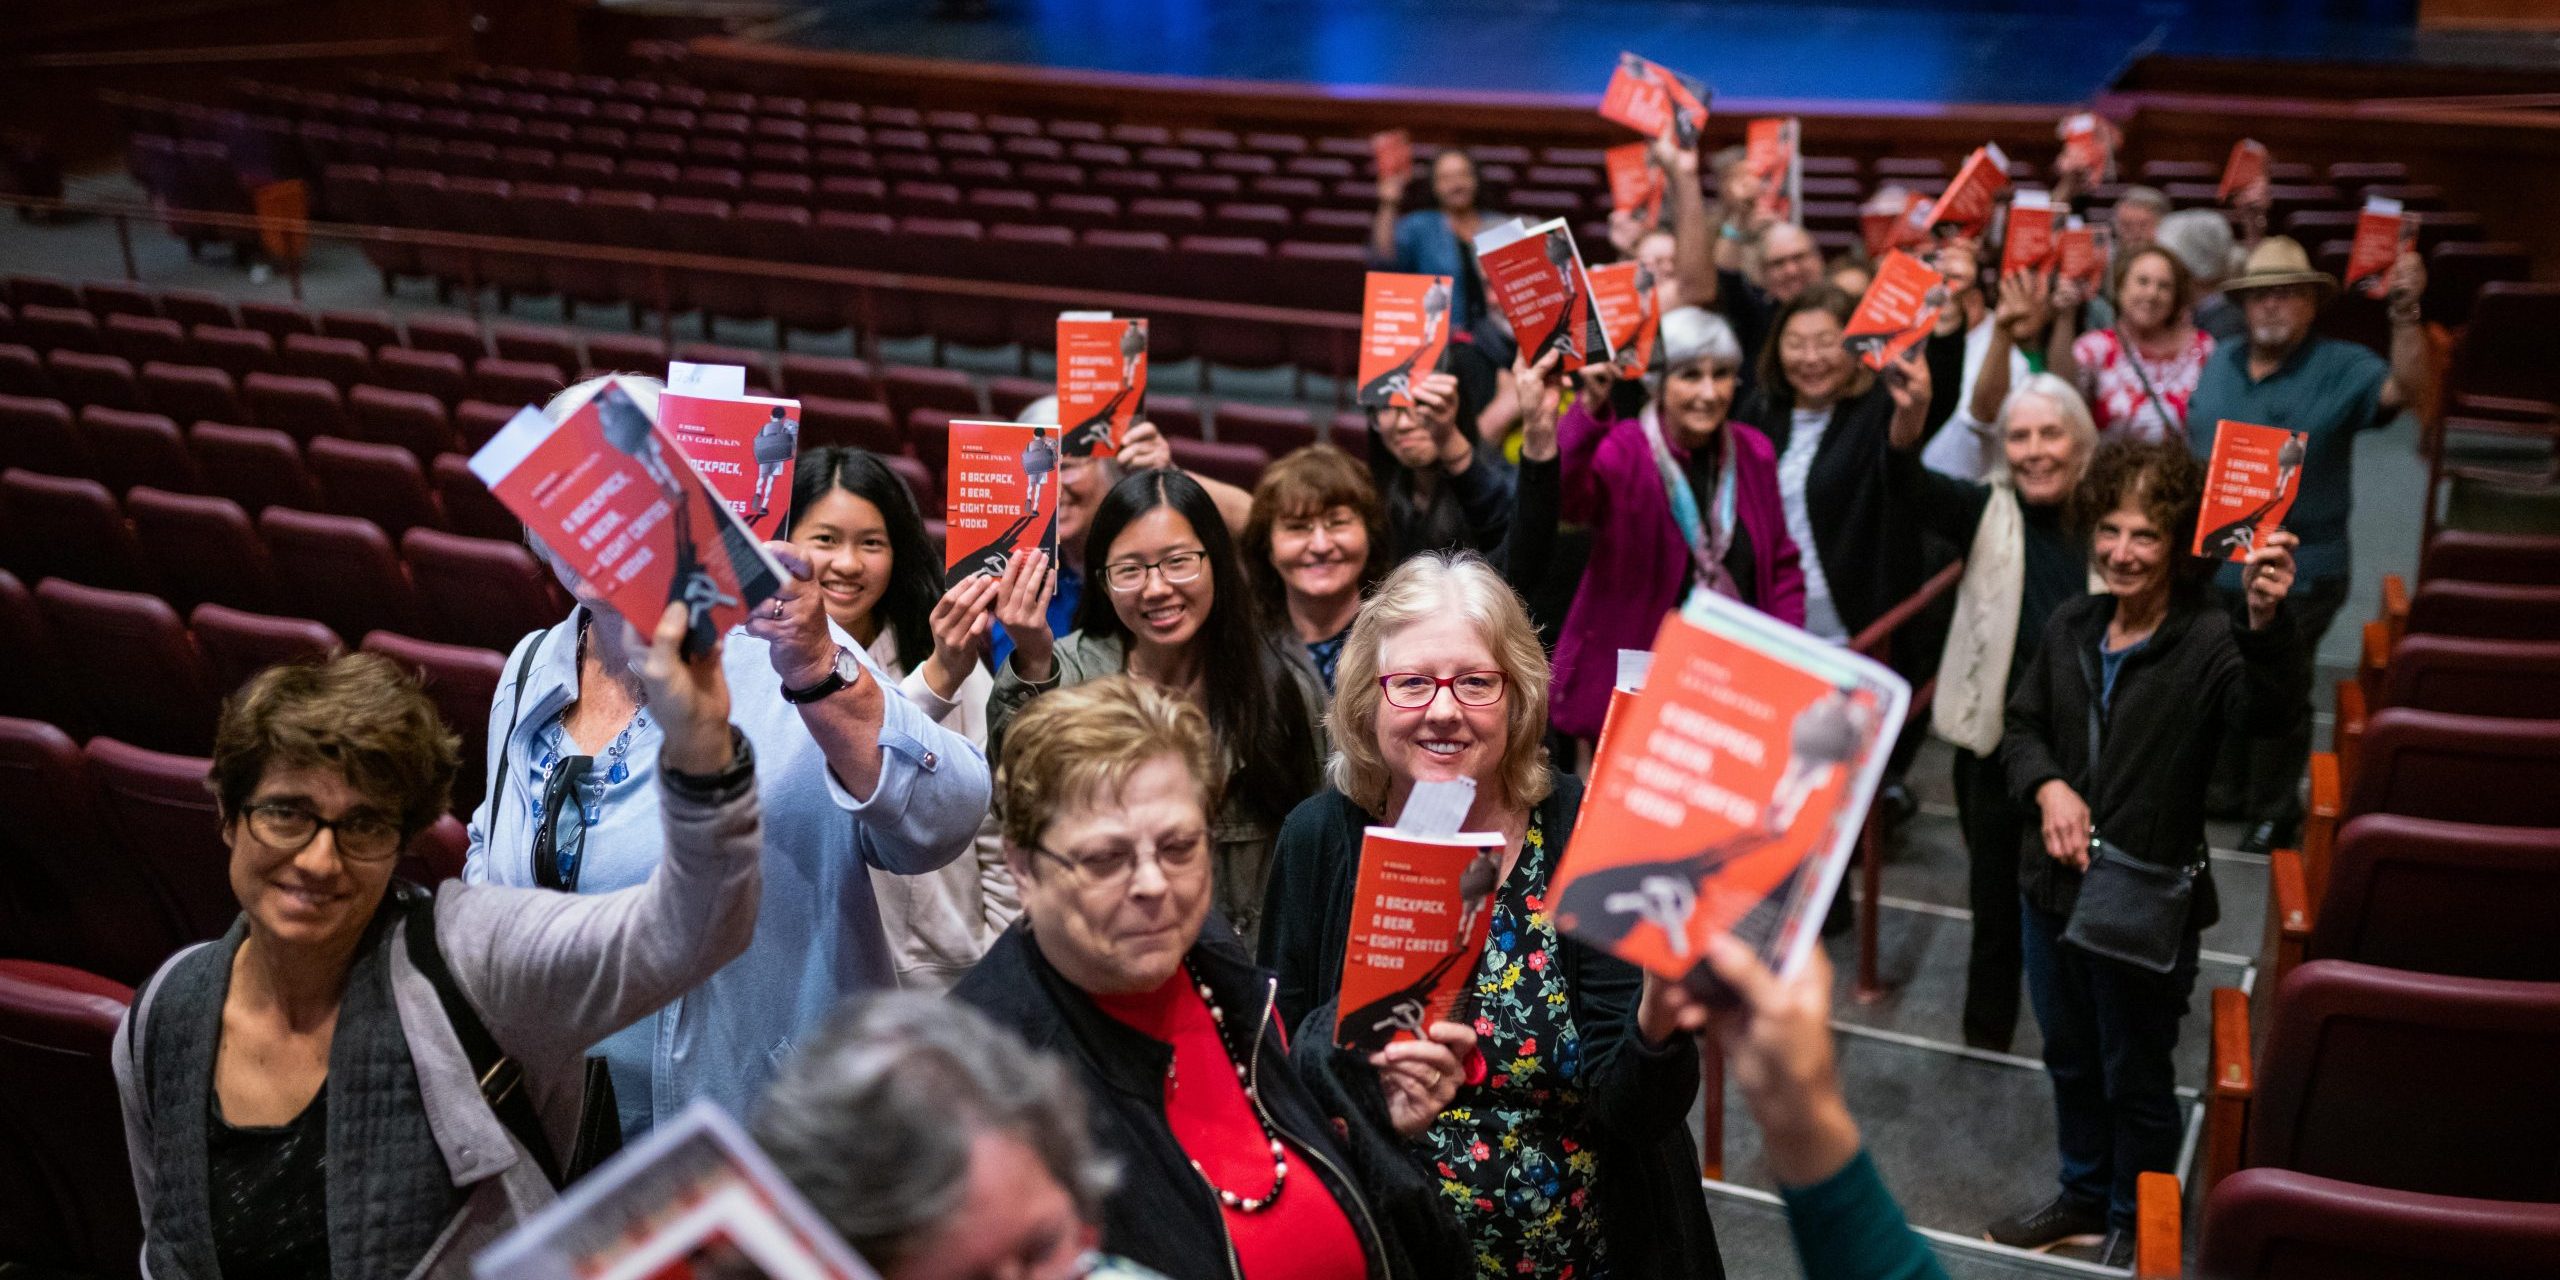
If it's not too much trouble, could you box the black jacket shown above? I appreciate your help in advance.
[1256,773,1726,1280]
[2002,591,2303,924]
[952,915,1467,1280]
[1742,379,1947,645]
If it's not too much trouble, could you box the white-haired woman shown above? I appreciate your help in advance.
[1259,552,1723,1280]
[1887,372,2100,1052]
[1514,306,1805,749]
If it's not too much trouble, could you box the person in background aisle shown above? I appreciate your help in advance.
[1987,440,2301,1266]
[2184,235,2431,856]
[755,992,1172,1280]
[988,468,1324,946]
[1915,238,2031,481]
[1659,937,1954,1280]
[789,446,1017,994]
[2106,185,2171,256]
[1514,307,1804,757]
[2156,209,2244,343]
[466,376,989,1139]
[1371,147,1505,343]
[1826,254,1873,299]
[1369,365,1517,562]
[119,630,763,1280]
[1885,374,2102,1052]
[956,676,1476,1280]
[1259,553,1724,1280]
[2039,246,2215,444]
[1241,444,1388,692]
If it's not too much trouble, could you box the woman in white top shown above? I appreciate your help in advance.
[788,446,1017,991]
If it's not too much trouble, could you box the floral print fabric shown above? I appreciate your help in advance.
[1419,818,1609,1279]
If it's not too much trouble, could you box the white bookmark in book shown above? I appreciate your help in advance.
[1395,777,1477,837]
[1616,647,1654,693]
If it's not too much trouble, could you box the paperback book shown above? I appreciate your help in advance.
[1334,823,1506,1052]
[1587,259,1660,378]
[2219,139,2269,204]
[1605,141,1665,225]
[1474,218,1611,372]
[1356,272,1455,408]
[657,369,802,543]
[2001,189,2056,276]
[1600,52,1711,148]
[2195,419,2308,562]
[1930,142,2012,238]
[944,419,1063,588]
[2344,195,2407,299]
[1746,117,1802,225]
[1056,313,1147,458]
[1842,250,1947,371]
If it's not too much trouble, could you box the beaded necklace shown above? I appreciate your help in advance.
[1172,961,1290,1214]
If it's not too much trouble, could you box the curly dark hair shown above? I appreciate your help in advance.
[209,652,460,839]
[2071,438,2213,597]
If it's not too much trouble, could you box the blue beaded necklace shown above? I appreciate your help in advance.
[528,616,651,834]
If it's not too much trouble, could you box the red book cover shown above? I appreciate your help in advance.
[2218,139,2269,203]
[2195,420,2308,562]
[1892,194,1939,250]
[1843,250,1946,371]
[1334,827,1504,1050]
[1604,141,1664,223]
[1055,315,1146,459]
[1475,218,1610,372]
[1587,259,1660,378]
[2057,223,2108,291]
[1599,52,1711,147]
[2345,195,2406,299]
[1551,591,1908,982]
[1860,187,1911,260]
[657,388,802,543]
[1370,128,1413,188]
[1357,272,1454,408]
[1746,117,1801,225]
[1931,143,2012,237]
[468,383,782,657]
[944,420,1062,587]
[2057,112,2118,183]
[2002,190,2056,275]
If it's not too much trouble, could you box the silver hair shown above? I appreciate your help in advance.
[2154,209,2236,287]
[1991,372,2100,485]
[752,992,1118,1272]
[2115,185,2172,217]
[1658,306,1742,374]
[1015,394,1060,426]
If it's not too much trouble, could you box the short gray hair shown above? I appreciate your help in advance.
[1659,306,1742,374]
[752,993,1118,1271]
[2155,209,2236,287]
[1992,372,2100,484]
[2116,185,2172,218]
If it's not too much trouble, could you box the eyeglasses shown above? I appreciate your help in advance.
[1276,511,1362,540]
[1031,831,1208,891]
[1102,549,1208,594]
[532,754,593,892]
[1378,670,1508,709]
[243,802,405,861]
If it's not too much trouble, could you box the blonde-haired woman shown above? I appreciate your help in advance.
[1886,372,2100,1052]
[1258,551,1723,1280]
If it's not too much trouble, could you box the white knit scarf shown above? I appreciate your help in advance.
[1933,480,2025,755]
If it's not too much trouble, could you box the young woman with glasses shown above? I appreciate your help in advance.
[1258,552,1724,1280]
[988,469,1325,947]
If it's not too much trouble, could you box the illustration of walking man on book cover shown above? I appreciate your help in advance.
[749,404,798,524]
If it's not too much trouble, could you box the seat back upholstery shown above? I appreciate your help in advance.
[2345,709,2560,830]
[2197,1168,2560,1280]
[2378,636,2560,720]
[0,959,141,1279]
[2310,815,2560,981]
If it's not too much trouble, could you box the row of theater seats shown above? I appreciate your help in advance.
[2145,529,2560,1276]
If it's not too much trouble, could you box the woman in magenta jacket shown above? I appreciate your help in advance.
[1516,306,1806,746]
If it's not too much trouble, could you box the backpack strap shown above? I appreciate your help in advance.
[398,887,567,1189]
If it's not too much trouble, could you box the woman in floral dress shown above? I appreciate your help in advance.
[1259,552,1727,1280]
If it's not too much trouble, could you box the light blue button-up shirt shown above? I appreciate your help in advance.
[463,613,990,1135]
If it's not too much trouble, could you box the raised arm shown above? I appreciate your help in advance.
[1966,269,2048,427]
[2044,277,2087,390]
[1369,170,1406,266]
[2380,249,2432,414]
[1664,132,1719,313]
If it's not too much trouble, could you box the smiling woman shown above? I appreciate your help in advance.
[1242,444,1389,693]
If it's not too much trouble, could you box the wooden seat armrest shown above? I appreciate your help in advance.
[2205,986,2252,1196]
[2135,1173,2183,1279]
[2307,753,2341,906]
[2381,573,2409,648]
[2269,848,2311,991]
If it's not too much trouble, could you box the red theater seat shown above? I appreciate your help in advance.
[139,362,247,427]
[190,422,321,515]
[0,469,151,593]
[0,394,89,478]
[430,454,519,541]
[0,958,143,1277]
[190,602,341,691]
[401,526,566,652]
[33,579,218,755]
[258,506,426,641]
[79,407,199,496]
[361,630,505,815]
[309,436,445,538]
[86,735,235,947]
[280,333,374,389]
[349,384,457,462]
[128,486,285,615]
[2197,1168,2560,1280]
[243,372,349,443]
[47,351,143,413]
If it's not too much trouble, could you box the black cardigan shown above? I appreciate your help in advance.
[2002,591,2303,924]
[1740,379,1931,641]
[1256,772,1727,1280]
[952,914,1468,1280]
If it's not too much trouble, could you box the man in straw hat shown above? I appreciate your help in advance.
[2182,233,2430,856]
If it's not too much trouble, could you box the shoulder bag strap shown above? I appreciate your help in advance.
[399,888,568,1189]
[2114,328,2172,436]
[487,627,547,828]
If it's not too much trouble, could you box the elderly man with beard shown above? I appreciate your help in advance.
[2182,235,2431,855]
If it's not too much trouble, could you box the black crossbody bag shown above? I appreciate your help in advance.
[2059,656,2204,974]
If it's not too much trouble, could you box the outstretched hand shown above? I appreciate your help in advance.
[743,541,836,690]
[920,573,998,701]
[1697,936,1861,1188]
[1118,419,1174,472]
[631,601,733,774]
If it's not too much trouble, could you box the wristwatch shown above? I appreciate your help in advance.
[780,646,865,704]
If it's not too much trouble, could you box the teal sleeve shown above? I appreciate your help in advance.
[1778,1150,1951,1280]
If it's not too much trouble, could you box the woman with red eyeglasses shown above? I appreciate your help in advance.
[1258,551,1724,1280]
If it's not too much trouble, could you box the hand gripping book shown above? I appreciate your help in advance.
[1930,142,2012,238]
[469,382,783,660]
[1842,250,1947,371]
[1599,52,1712,148]
[1551,590,1909,987]
[2057,221,2109,293]
[2058,111,2119,183]
[1745,117,1802,225]
[2218,139,2269,204]
[1371,128,1414,189]
[1357,272,1455,408]
[657,369,803,543]
[473,1100,877,1280]
[1604,141,1666,225]
[1587,259,1661,379]
[1055,313,1147,458]
[1334,819,1505,1051]
[2001,189,2057,276]
[2194,420,2308,562]
[944,419,1062,588]
[2344,195,2408,300]
[1474,218,1611,373]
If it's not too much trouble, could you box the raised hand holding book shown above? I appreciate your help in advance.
[1335,778,1504,1052]
[2195,420,2309,562]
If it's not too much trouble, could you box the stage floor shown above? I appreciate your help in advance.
[795,0,2441,106]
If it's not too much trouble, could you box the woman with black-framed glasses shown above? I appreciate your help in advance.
[1259,551,1725,1280]
[988,469,1325,947]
